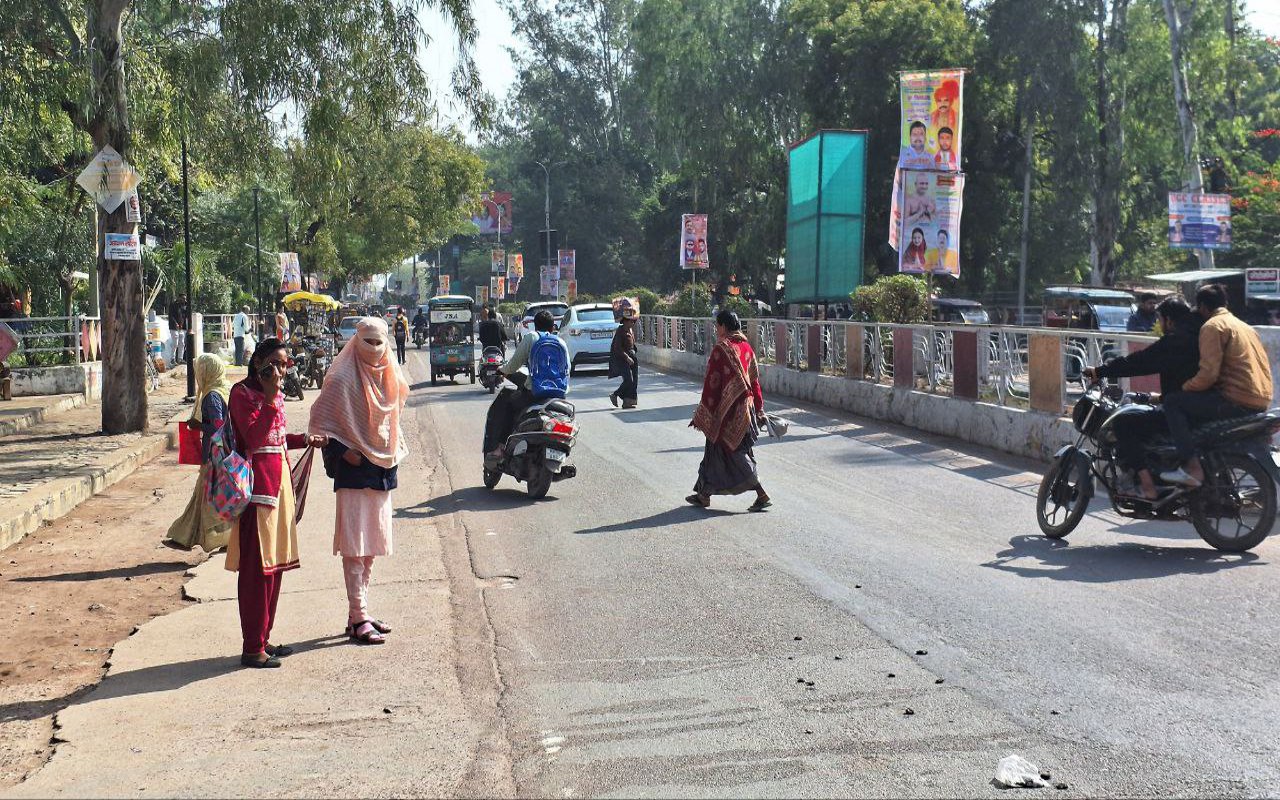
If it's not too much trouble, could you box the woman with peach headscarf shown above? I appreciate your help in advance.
[308,318,409,645]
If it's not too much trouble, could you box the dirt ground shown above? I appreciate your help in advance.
[0,449,207,789]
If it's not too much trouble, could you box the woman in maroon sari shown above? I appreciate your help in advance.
[687,310,771,511]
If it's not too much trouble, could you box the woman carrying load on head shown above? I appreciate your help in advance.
[687,309,771,512]
[308,317,409,646]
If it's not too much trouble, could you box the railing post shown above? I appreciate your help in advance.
[806,323,822,372]
[192,312,205,357]
[845,324,863,379]
[1029,333,1065,414]
[953,330,979,399]
[773,322,787,368]
[746,319,760,353]
[705,320,716,357]
[892,328,914,388]
[73,314,82,363]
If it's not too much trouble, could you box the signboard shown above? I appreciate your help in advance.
[785,130,868,302]
[472,192,514,235]
[1169,193,1232,250]
[898,70,964,171]
[144,234,159,250]
[124,192,141,223]
[476,286,489,305]
[564,280,578,300]
[511,253,524,277]
[898,171,964,277]
[278,252,302,292]
[438,274,450,294]
[679,215,709,270]
[76,146,142,213]
[1246,268,1280,298]
[104,233,141,261]
[490,249,506,275]
[430,309,470,323]
[558,249,577,281]
[540,266,552,296]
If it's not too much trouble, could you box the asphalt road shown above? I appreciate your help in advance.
[419,351,1280,798]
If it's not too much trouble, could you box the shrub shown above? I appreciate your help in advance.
[850,275,928,324]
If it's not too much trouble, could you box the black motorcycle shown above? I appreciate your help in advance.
[413,325,428,349]
[479,346,504,394]
[305,339,332,389]
[1037,379,1280,552]
[483,375,579,499]
[283,346,307,401]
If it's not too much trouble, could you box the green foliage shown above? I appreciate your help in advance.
[851,275,929,324]
[666,283,714,317]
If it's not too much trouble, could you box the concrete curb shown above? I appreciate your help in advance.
[0,430,176,552]
[0,394,87,438]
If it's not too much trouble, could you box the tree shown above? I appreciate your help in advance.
[8,0,488,432]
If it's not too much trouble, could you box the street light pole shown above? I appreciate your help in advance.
[253,186,262,335]
[180,122,195,400]
[535,160,552,273]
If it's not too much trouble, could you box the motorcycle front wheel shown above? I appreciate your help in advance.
[1036,454,1090,538]
[1190,453,1276,552]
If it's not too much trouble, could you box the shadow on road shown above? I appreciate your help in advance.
[982,534,1264,582]
[395,485,546,519]
[576,505,734,535]
[11,561,190,583]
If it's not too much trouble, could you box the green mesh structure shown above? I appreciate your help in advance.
[786,130,868,303]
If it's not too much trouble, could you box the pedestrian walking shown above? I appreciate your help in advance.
[232,305,250,366]
[307,318,409,645]
[608,302,639,409]
[168,294,189,367]
[687,310,771,512]
[393,308,409,365]
[165,354,234,551]
[227,338,327,668]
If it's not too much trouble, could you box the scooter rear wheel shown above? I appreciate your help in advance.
[527,467,552,500]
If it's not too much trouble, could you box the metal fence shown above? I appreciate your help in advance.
[2,315,102,366]
[640,315,1157,413]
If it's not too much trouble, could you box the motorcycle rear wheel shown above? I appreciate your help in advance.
[1190,453,1276,552]
[483,468,501,490]
[527,467,552,500]
[1036,455,1090,538]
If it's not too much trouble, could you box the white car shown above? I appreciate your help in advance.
[516,302,570,341]
[558,303,619,376]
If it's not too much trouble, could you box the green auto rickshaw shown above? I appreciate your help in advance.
[427,295,475,386]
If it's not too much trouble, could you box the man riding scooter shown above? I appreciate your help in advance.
[1084,297,1202,501]
[411,307,428,345]
[477,307,508,356]
[483,310,570,466]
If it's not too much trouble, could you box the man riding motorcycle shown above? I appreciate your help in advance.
[483,310,569,465]
[477,307,508,355]
[1084,297,1202,500]
[412,308,427,335]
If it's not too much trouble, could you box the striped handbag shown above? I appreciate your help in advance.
[206,420,253,522]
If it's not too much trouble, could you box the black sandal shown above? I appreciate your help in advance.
[265,643,294,658]
[685,493,710,508]
[240,652,282,669]
[368,619,392,634]
[748,497,772,513]
[347,620,386,645]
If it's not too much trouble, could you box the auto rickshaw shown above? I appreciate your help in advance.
[427,295,475,386]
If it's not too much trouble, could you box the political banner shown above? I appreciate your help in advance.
[889,168,903,250]
[565,280,578,300]
[512,253,524,277]
[124,192,141,223]
[490,249,506,275]
[898,70,964,172]
[898,171,964,277]
[558,249,576,281]
[278,252,302,292]
[476,286,489,305]
[439,274,451,295]
[104,233,141,261]
[680,214,709,269]
[540,266,551,296]
[1169,193,1232,250]
[472,192,513,235]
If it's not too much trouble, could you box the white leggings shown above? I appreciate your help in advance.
[342,556,375,623]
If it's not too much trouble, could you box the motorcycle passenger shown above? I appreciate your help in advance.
[1084,297,1202,500]
[477,307,508,356]
[483,310,569,465]
[1162,283,1274,487]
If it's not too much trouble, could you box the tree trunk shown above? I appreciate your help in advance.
[1018,109,1035,325]
[1092,0,1129,286]
[1162,0,1213,270]
[91,0,147,433]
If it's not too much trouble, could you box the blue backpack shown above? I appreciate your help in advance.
[528,332,569,399]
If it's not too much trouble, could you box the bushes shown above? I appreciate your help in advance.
[850,275,928,324]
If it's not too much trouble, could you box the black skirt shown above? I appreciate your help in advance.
[694,428,759,496]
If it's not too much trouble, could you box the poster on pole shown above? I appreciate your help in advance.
[1168,193,1232,250]
[472,192,513,235]
[565,280,578,300]
[104,233,141,261]
[439,274,451,295]
[76,146,142,213]
[490,249,506,275]
[476,286,489,305]
[558,250,576,281]
[680,214,709,269]
[278,252,302,292]
[898,171,964,277]
[898,70,964,171]
[124,192,142,223]
[889,168,903,250]
[511,253,524,277]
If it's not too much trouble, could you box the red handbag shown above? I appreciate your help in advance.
[177,422,202,465]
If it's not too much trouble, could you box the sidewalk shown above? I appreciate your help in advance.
[0,368,208,552]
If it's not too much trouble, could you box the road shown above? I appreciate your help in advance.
[422,350,1280,798]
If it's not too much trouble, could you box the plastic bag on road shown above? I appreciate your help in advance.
[992,754,1048,789]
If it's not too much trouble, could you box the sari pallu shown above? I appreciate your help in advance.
[691,334,764,495]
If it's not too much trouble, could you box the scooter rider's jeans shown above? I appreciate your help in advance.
[484,386,532,453]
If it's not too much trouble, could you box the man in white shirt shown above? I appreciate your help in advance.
[232,305,250,366]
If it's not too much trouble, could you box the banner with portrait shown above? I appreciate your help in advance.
[540,266,552,296]
[1168,193,1232,250]
[898,70,964,172]
[898,171,964,277]
[490,249,506,275]
[472,192,513,235]
[679,214,709,269]
[439,274,450,295]
[278,253,301,293]
[476,286,488,305]
[511,253,524,278]
[558,249,576,281]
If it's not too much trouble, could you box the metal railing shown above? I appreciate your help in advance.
[2,315,101,366]
[639,315,1157,413]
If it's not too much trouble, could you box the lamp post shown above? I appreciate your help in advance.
[180,120,195,400]
[253,186,263,336]
[533,160,565,272]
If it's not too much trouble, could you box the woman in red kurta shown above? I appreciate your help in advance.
[688,310,770,511]
[227,338,327,668]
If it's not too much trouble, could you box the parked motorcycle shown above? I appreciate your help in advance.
[1036,378,1280,552]
[479,346,504,394]
[483,375,579,499]
[283,347,307,401]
